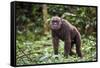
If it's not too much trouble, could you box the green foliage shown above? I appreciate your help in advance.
[16,34,97,65]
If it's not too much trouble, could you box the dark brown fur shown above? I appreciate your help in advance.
[50,16,82,58]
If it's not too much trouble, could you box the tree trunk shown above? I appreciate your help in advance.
[42,4,48,35]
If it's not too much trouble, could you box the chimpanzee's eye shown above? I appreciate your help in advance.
[52,20,58,22]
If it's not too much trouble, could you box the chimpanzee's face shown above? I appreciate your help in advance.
[50,16,62,30]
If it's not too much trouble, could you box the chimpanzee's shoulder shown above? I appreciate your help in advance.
[61,19,74,29]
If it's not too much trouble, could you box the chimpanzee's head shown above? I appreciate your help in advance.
[50,16,62,30]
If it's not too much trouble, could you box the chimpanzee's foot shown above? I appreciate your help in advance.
[78,54,83,58]
[64,53,69,58]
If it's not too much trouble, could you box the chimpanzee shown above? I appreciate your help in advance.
[50,16,82,58]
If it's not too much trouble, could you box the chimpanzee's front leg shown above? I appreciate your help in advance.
[64,32,71,57]
[53,37,59,55]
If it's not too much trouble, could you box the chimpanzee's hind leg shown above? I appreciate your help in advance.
[75,34,83,58]
[69,41,75,55]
